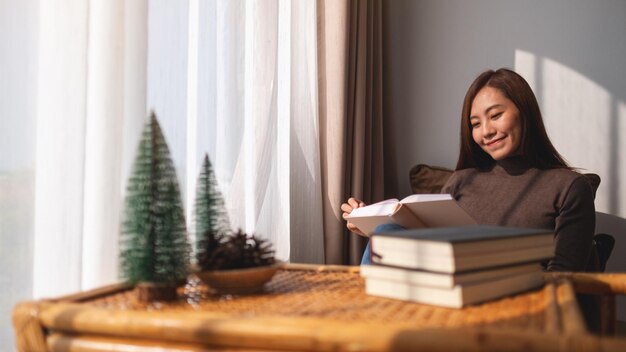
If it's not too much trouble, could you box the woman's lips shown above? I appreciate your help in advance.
[485,137,505,147]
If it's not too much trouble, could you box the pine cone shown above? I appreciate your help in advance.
[197,229,275,270]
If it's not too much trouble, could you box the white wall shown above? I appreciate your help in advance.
[383,0,626,320]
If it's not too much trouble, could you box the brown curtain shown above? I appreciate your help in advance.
[317,0,385,264]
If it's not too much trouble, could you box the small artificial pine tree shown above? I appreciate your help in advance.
[120,112,191,287]
[194,154,232,268]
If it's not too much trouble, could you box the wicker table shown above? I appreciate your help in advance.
[12,264,626,351]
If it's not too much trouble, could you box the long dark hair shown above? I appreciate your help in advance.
[455,68,570,170]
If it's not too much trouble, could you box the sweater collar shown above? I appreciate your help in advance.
[494,156,532,175]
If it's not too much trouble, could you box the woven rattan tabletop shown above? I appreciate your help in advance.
[87,265,548,332]
[15,264,626,351]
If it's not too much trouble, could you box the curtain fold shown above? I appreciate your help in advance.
[287,0,325,263]
[81,0,125,291]
[33,0,90,298]
[33,0,149,297]
[318,0,385,264]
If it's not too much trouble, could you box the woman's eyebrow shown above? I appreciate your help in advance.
[470,104,505,120]
[485,104,504,114]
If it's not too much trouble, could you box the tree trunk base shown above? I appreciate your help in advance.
[135,282,178,302]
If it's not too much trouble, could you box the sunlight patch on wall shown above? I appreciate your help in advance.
[515,50,623,216]
[540,58,612,213]
[514,50,537,92]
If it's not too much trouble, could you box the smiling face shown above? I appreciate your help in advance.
[469,86,523,161]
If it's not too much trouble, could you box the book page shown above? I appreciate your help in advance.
[400,193,453,203]
[348,199,400,217]
[401,196,476,228]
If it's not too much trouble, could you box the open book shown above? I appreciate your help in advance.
[346,194,476,235]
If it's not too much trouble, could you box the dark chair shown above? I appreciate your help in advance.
[594,233,615,272]
[408,163,620,334]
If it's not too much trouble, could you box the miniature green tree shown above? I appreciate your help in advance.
[120,112,191,288]
[194,154,231,267]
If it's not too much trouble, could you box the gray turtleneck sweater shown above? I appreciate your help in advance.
[441,158,599,272]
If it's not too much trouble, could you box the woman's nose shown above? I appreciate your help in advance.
[482,121,496,138]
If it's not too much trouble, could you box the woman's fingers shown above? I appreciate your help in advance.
[340,202,353,213]
[341,197,368,236]
[348,197,361,209]
[342,198,366,218]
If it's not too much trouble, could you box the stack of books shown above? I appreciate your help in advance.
[361,226,553,308]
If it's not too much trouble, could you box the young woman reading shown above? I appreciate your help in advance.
[342,67,601,330]
[342,68,598,272]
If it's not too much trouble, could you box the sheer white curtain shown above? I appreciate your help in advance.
[148,0,324,263]
[3,0,323,346]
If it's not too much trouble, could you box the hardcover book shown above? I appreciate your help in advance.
[360,262,542,289]
[364,269,544,308]
[370,226,554,273]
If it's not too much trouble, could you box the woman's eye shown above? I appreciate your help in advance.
[471,123,480,129]
[491,112,503,120]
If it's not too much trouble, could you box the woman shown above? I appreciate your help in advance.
[342,68,601,331]
[342,68,598,272]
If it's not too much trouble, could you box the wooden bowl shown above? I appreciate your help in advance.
[196,262,283,294]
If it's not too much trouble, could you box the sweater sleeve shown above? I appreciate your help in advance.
[547,176,596,272]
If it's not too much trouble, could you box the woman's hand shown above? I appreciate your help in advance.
[341,197,367,237]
